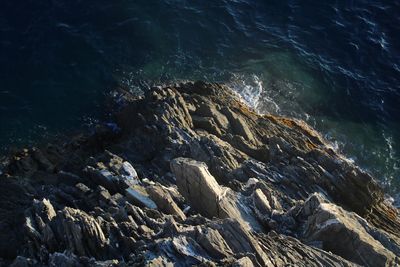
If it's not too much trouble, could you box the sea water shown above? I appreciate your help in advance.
[1,0,399,194]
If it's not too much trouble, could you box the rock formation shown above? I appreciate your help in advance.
[0,81,399,266]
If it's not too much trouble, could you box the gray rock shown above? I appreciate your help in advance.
[252,189,272,216]
[171,158,224,219]
[85,166,119,194]
[170,157,262,231]
[304,202,397,266]
[223,107,256,143]
[125,186,158,210]
[10,256,37,267]
[196,227,233,259]
[1,81,399,267]
[299,192,327,218]
[147,185,186,220]
[58,207,109,259]
[121,161,138,180]
[48,252,80,267]
[232,257,254,267]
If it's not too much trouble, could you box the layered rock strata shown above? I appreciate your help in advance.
[0,81,399,266]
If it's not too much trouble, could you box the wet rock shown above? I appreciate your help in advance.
[31,148,55,172]
[10,256,37,267]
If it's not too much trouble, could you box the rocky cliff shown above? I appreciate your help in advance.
[0,81,399,266]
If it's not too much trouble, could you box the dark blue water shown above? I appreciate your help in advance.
[1,1,399,193]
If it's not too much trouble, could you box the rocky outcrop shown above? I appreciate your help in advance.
[0,81,399,266]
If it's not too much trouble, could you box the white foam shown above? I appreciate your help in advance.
[228,73,280,114]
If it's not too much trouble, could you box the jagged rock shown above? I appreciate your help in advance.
[252,189,272,217]
[146,256,174,267]
[84,156,139,195]
[48,252,80,267]
[223,107,256,144]
[0,81,399,266]
[33,198,57,223]
[232,257,254,267]
[258,231,360,267]
[170,157,262,231]
[209,218,274,267]
[57,207,109,259]
[196,227,233,259]
[171,158,224,219]
[105,152,139,185]
[57,171,83,186]
[125,186,158,210]
[85,166,120,194]
[171,235,211,264]
[303,202,398,266]
[147,185,186,220]
[299,192,328,218]
[192,115,223,137]
[121,161,138,180]
[76,183,91,194]
[9,256,37,267]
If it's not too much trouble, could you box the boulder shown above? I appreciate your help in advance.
[121,161,138,180]
[147,185,186,220]
[232,257,254,267]
[85,166,119,194]
[252,189,272,216]
[170,158,226,218]
[196,227,233,259]
[170,157,261,231]
[125,186,158,210]
[85,163,139,194]
[304,202,397,266]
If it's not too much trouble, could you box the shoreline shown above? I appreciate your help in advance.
[0,81,399,266]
